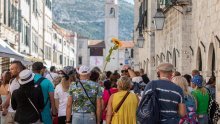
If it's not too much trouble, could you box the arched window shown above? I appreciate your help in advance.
[197,47,202,71]
[110,8,115,17]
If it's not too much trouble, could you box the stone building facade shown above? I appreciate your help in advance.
[134,0,220,102]
[76,36,89,67]
[192,0,220,102]
[0,0,78,72]
[155,4,193,75]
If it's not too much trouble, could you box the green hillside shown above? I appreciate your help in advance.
[52,0,134,40]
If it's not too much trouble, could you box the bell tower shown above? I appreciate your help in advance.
[104,0,119,71]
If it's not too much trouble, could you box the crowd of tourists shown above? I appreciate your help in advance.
[0,60,218,124]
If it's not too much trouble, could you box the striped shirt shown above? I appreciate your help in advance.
[144,80,184,122]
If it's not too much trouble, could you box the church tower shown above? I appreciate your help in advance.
[104,0,119,71]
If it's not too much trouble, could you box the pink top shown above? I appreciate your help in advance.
[102,88,118,120]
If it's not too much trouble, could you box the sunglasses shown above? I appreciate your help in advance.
[121,70,128,73]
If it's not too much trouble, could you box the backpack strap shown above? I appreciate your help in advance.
[34,77,50,108]
[35,77,45,87]
[104,89,112,110]
[151,81,157,92]
[107,89,112,96]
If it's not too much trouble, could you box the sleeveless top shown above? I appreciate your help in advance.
[111,91,138,124]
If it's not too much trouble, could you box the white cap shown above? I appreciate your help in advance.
[132,77,143,83]
[18,69,35,85]
[78,65,91,75]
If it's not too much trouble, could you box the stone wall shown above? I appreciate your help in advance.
[154,4,192,76]
[192,0,220,102]
[135,0,220,104]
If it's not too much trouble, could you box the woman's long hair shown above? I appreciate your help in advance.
[1,71,11,87]
[104,80,112,90]
[196,87,207,95]
[172,76,190,96]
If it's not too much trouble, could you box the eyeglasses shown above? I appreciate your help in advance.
[121,70,128,73]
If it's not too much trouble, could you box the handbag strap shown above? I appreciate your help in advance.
[114,91,130,113]
[48,72,54,80]
[78,80,96,110]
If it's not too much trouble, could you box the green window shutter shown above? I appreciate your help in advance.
[4,0,7,24]
[8,0,11,27]
[18,9,21,32]
[145,0,148,28]
[160,0,165,5]
[165,0,172,6]
[10,4,13,29]
[27,26,30,46]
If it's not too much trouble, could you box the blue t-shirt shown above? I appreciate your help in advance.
[34,74,54,124]
[144,80,184,123]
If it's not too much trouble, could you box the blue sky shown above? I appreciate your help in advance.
[125,0,134,4]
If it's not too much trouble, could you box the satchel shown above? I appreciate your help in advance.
[137,81,160,124]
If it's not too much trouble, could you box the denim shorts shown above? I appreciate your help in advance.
[72,112,96,124]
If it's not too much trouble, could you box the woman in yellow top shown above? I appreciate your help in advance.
[106,76,139,124]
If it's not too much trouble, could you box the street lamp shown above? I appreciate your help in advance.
[154,8,165,30]
[137,34,145,48]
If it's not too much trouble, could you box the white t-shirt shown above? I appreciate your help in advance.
[45,72,58,87]
[54,84,69,117]
[8,78,20,112]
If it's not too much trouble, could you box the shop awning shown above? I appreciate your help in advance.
[0,40,24,60]
[25,56,44,63]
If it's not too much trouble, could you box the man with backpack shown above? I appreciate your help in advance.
[32,62,57,124]
[137,63,186,124]
[11,69,44,123]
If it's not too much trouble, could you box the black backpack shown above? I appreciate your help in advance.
[23,77,46,122]
[206,88,220,124]
[137,81,160,124]
[34,77,49,109]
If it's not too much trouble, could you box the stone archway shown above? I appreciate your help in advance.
[173,49,177,68]
[166,51,172,63]
[160,53,165,63]
[207,43,216,76]
[196,47,203,71]
[156,55,160,66]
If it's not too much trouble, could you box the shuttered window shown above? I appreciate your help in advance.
[3,0,7,25]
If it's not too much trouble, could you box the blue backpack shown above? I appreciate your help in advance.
[137,81,160,124]
[179,95,198,124]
